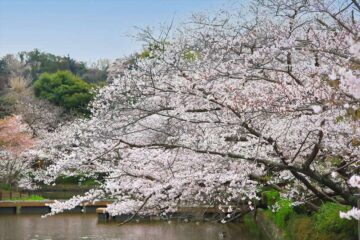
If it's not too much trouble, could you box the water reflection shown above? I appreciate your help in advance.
[0,214,264,240]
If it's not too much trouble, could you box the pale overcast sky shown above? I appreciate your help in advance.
[0,0,247,62]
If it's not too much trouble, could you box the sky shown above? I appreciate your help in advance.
[0,0,244,62]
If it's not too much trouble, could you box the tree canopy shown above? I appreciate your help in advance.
[33,71,94,114]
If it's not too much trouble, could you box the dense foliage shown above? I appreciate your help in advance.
[33,71,94,114]
[283,209,356,240]
[314,202,356,235]
[263,193,357,239]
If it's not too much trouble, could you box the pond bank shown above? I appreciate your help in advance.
[0,200,110,214]
[254,208,358,240]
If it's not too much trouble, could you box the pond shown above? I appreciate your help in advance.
[0,214,266,240]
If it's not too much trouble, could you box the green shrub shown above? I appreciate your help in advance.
[262,189,280,206]
[262,200,357,240]
[272,199,294,228]
[33,71,94,114]
[139,49,151,59]
[313,202,357,238]
[261,190,294,229]
[182,50,200,62]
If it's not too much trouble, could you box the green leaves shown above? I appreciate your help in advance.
[33,71,94,114]
[262,189,280,206]
[313,202,356,237]
[182,50,200,62]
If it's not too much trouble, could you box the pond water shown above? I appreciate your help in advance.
[0,214,265,240]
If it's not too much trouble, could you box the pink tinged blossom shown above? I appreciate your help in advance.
[349,175,360,189]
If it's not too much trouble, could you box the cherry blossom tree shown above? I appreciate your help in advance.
[32,0,359,220]
[14,93,65,137]
[0,115,35,187]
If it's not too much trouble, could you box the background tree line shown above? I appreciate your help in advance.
[0,49,109,87]
[0,49,111,195]
[0,49,111,119]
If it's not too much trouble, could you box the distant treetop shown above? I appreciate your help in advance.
[33,71,94,115]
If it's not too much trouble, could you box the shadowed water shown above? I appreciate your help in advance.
[0,214,265,240]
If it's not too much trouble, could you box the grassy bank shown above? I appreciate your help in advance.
[259,190,357,240]
[3,195,45,201]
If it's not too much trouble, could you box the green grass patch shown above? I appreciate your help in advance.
[271,199,294,228]
[262,189,280,206]
[4,195,45,201]
[313,202,357,239]
[262,190,294,229]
